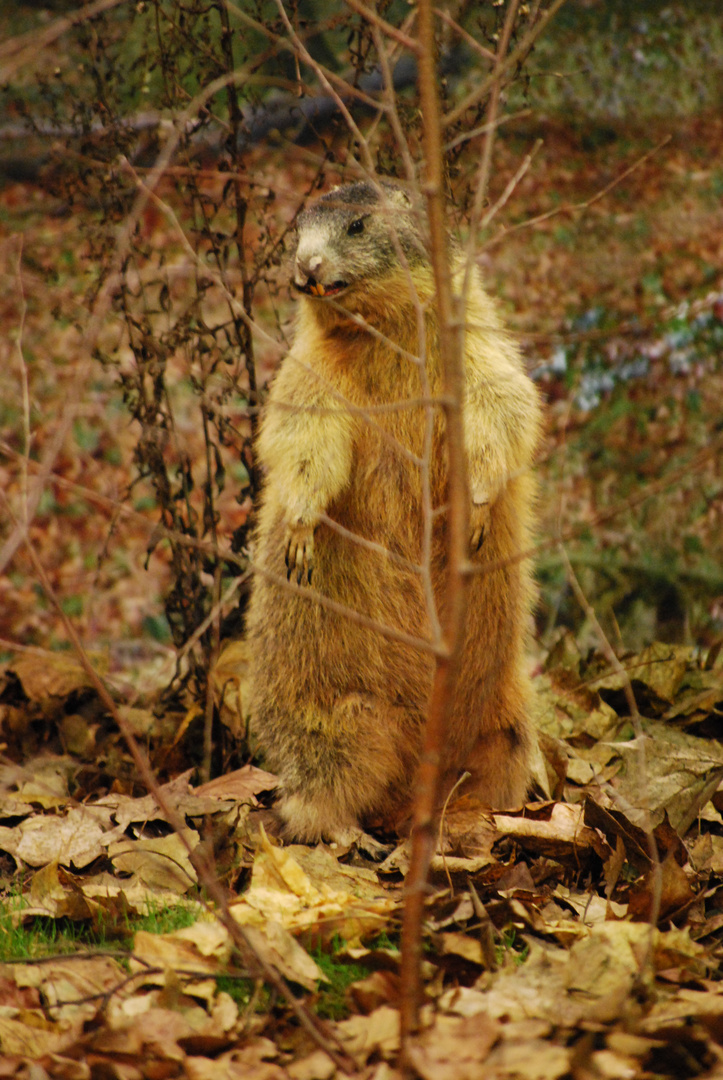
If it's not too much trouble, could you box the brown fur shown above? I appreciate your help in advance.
[245,183,542,845]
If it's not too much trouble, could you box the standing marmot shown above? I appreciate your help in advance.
[246,181,542,849]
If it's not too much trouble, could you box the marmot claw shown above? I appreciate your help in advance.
[285,522,315,586]
[470,502,491,552]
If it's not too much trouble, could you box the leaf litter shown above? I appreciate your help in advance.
[1,641,723,1076]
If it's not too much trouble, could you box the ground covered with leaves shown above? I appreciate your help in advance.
[1,638,723,1077]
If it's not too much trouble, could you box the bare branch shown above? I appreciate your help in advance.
[400,0,470,1045]
[444,0,568,129]
[345,0,421,54]
[485,136,672,246]
[434,7,496,62]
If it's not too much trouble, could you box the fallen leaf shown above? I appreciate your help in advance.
[13,956,123,1026]
[0,1012,73,1059]
[484,1038,571,1080]
[12,807,105,868]
[131,923,232,978]
[195,764,278,802]
[186,1038,285,1080]
[335,1004,400,1063]
[212,640,252,740]
[22,862,93,920]
[406,1013,499,1080]
[493,802,611,861]
[10,653,103,701]
[287,1049,336,1080]
[108,829,198,893]
[611,722,723,833]
[230,828,396,944]
[628,850,696,922]
[242,921,324,991]
[1,756,78,809]
[438,932,486,967]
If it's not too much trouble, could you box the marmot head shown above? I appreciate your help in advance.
[293,181,427,305]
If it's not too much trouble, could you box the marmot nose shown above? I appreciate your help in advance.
[295,252,324,284]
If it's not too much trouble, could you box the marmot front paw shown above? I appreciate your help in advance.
[285,521,315,585]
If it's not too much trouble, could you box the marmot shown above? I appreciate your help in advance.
[246,180,542,849]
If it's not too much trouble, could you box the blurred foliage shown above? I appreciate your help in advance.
[516,1,723,121]
[536,294,723,649]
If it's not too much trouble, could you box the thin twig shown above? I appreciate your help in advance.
[345,0,421,54]
[434,8,496,62]
[461,0,520,311]
[400,0,470,1051]
[485,136,672,246]
[438,770,471,896]
[444,0,568,129]
[560,547,663,955]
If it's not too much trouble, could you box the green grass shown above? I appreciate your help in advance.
[0,896,392,1021]
[313,948,368,1020]
[495,928,529,967]
[0,891,201,963]
[312,933,401,1020]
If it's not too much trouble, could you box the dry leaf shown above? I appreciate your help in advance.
[131,923,232,977]
[611,722,723,833]
[1,756,78,809]
[406,1013,499,1080]
[230,828,396,944]
[493,802,610,861]
[242,921,324,991]
[335,1004,400,1063]
[108,829,198,893]
[438,932,486,967]
[98,772,233,834]
[348,970,399,1014]
[631,643,693,703]
[0,1012,73,1059]
[484,1038,570,1080]
[12,807,105,868]
[186,1038,285,1080]
[22,862,93,921]
[13,956,123,1026]
[287,1049,336,1080]
[10,653,102,701]
[628,850,696,922]
[212,640,253,740]
[195,764,278,802]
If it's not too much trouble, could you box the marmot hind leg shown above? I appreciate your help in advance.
[458,721,533,810]
[273,693,420,853]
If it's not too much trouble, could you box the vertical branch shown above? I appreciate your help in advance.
[560,545,663,948]
[399,0,470,1047]
[462,0,519,303]
[217,0,260,487]
[13,238,31,524]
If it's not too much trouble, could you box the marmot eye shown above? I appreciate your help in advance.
[347,218,365,236]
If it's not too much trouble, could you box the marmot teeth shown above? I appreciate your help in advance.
[297,279,348,298]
